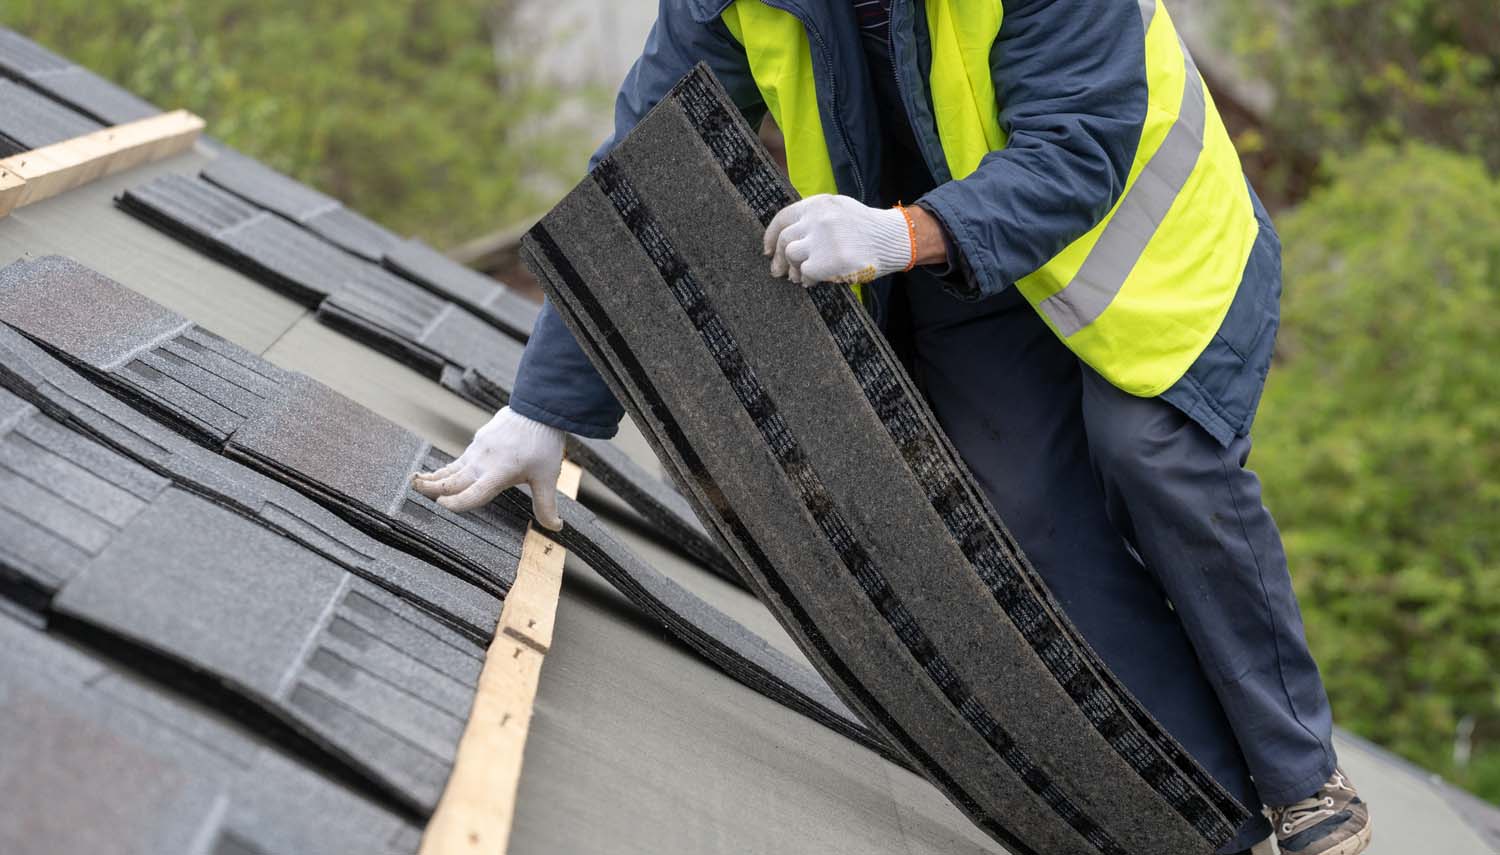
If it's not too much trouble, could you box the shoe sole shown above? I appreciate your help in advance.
[1322,818,1373,855]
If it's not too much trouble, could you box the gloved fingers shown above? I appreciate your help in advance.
[763,200,808,257]
[770,222,810,279]
[412,467,478,499]
[412,460,462,486]
[527,475,564,531]
[436,474,508,513]
[783,236,814,268]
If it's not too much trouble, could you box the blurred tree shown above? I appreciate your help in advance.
[1228,0,1500,201]
[4,0,598,246]
[1257,143,1500,801]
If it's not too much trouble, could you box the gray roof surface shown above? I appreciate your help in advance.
[0,142,1494,855]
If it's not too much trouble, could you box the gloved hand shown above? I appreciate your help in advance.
[411,406,565,529]
[763,194,915,286]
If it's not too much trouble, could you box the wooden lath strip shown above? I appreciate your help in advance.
[419,459,584,855]
[0,109,204,217]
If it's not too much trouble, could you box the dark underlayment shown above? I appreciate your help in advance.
[114,173,735,582]
[0,610,421,855]
[521,64,1252,855]
[0,255,881,757]
[0,28,161,126]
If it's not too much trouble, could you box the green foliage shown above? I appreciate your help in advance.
[1228,0,1500,198]
[1256,143,1500,800]
[4,0,597,246]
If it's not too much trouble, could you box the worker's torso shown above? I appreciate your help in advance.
[698,0,1282,443]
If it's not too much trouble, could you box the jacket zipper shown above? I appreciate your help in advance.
[789,6,869,203]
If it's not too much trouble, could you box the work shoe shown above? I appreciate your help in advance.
[1271,768,1372,854]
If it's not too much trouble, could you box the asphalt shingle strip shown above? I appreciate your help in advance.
[0,254,886,756]
[0,28,160,125]
[0,609,422,854]
[0,343,495,794]
[0,302,501,644]
[520,64,1249,855]
[0,464,479,812]
[382,237,541,341]
[0,255,526,599]
[0,78,103,156]
[199,148,402,261]
[116,174,734,580]
[199,150,541,339]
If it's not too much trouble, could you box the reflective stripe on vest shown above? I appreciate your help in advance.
[724,0,1259,397]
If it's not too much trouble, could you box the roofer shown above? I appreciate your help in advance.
[416,2,1372,852]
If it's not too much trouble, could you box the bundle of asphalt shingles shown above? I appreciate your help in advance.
[0,27,160,126]
[521,64,1253,855]
[0,609,420,855]
[0,77,102,156]
[116,160,737,583]
[0,254,886,759]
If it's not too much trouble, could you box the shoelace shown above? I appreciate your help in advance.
[1272,771,1352,836]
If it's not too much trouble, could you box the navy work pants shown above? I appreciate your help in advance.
[905,284,1337,852]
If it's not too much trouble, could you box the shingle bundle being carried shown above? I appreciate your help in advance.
[521,64,1252,855]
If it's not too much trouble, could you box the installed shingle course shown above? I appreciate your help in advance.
[200,148,403,261]
[26,482,480,812]
[0,28,160,125]
[117,175,735,582]
[0,610,421,854]
[0,78,103,155]
[0,315,501,643]
[381,236,541,341]
[0,255,886,756]
[521,64,1251,855]
[199,149,541,338]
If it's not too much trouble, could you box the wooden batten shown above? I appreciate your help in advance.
[419,460,584,855]
[0,165,24,218]
[0,109,204,216]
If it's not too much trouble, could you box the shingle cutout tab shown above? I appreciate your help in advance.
[0,28,161,125]
[0,610,421,854]
[521,64,1251,855]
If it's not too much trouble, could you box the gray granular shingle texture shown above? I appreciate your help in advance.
[200,149,540,340]
[200,148,403,261]
[0,278,501,642]
[118,174,530,398]
[382,237,541,342]
[0,79,103,155]
[43,485,482,813]
[0,610,421,855]
[520,63,1251,855]
[0,256,884,756]
[120,178,729,575]
[0,28,160,125]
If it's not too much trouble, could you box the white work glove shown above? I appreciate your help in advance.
[411,406,565,529]
[764,194,915,286]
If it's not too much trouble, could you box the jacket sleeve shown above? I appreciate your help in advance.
[915,0,1150,301]
[509,1,762,438]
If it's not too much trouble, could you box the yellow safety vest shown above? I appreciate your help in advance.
[721,0,1259,397]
